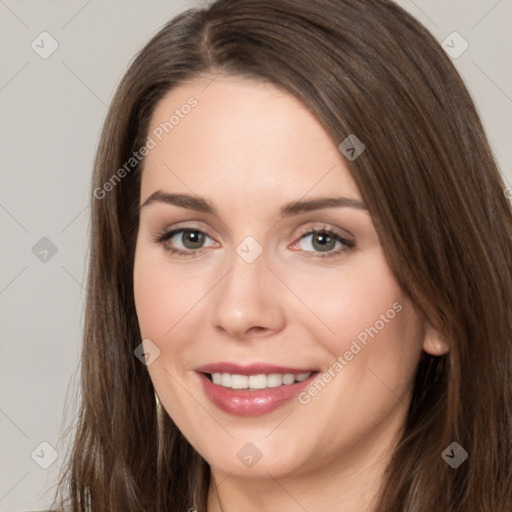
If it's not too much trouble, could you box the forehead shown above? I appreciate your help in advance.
[140,76,361,207]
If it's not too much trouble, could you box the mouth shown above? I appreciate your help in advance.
[195,363,319,416]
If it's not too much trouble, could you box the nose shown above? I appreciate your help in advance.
[209,247,286,341]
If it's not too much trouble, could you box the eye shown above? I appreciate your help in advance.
[153,225,355,259]
[153,228,217,257]
[291,226,355,258]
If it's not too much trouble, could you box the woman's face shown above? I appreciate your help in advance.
[133,75,446,480]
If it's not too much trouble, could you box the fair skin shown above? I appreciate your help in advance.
[133,75,448,512]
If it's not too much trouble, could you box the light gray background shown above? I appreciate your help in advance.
[1,1,511,510]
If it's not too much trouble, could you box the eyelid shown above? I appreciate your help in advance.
[153,220,216,240]
[293,223,354,243]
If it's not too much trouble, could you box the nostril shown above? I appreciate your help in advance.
[247,326,270,336]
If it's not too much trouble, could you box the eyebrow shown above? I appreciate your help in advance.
[140,191,368,217]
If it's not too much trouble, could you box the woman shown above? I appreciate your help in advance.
[52,0,512,510]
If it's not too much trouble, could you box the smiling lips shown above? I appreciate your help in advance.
[195,362,319,416]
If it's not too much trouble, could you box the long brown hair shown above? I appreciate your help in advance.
[52,0,512,510]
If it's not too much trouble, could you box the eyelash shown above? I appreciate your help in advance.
[152,226,355,259]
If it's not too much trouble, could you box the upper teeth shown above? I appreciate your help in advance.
[210,372,311,390]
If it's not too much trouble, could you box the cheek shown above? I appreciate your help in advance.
[287,249,417,356]
[133,248,207,340]
[287,249,425,416]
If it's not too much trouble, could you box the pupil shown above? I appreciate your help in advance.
[312,233,334,251]
[183,230,205,249]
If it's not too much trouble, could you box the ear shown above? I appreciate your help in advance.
[422,320,450,356]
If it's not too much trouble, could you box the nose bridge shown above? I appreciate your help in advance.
[209,240,285,338]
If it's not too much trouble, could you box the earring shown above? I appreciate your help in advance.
[155,392,164,420]
[155,392,164,429]
[154,392,164,456]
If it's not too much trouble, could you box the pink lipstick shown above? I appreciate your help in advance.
[195,362,319,416]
